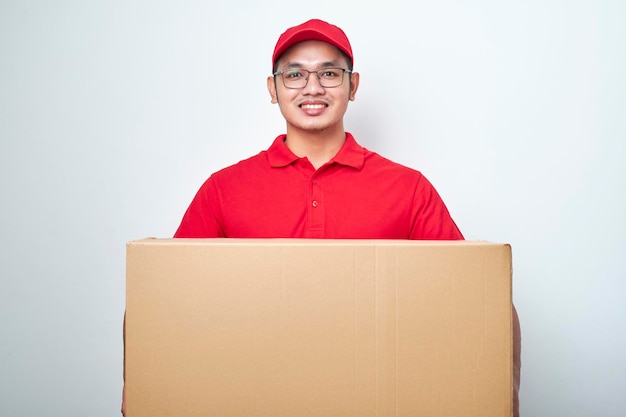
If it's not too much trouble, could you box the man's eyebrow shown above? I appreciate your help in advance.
[280,61,341,69]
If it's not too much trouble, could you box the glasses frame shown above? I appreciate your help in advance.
[273,67,352,89]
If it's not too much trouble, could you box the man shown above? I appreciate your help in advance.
[123,18,520,416]
[174,18,462,240]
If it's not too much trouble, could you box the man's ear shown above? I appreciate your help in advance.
[349,71,360,101]
[267,76,278,104]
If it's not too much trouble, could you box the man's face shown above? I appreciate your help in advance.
[268,40,359,135]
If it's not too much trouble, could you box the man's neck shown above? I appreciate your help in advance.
[284,128,346,170]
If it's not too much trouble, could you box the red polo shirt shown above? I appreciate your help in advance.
[174,133,463,240]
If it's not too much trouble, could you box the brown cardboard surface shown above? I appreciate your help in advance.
[126,239,512,417]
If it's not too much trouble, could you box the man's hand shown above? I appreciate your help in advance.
[122,312,126,416]
[121,384,125,416]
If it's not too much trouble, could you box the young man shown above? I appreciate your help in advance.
[174,18,462,240]
[124,19,520,416]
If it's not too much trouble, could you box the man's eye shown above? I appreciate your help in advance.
[285,71,303,79]
[321,70,341,78]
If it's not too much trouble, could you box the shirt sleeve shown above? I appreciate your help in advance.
[173,176,225,238]
[409,174,464,240]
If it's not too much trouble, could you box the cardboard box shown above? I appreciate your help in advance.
[126,239,512,417]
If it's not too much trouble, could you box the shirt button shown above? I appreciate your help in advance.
[312,200,318,207]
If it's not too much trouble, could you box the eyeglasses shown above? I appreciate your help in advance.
[273,67,352,89]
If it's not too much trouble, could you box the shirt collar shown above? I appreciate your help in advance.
[267,132,365,169]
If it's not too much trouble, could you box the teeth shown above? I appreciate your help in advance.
[301,104,326,109]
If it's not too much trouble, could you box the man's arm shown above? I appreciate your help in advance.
[408,174,464,240]
[121,313,125,416]
[174,176,224,238]
[512,305,521,417]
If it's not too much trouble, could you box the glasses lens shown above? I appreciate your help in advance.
[282,70,306,88]
[318,68,345,88]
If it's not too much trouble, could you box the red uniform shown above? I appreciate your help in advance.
[175,133,463,240]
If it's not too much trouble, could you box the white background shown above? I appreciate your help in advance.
[1,1,625,416]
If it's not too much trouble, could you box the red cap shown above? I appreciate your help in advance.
[272,19,353,69]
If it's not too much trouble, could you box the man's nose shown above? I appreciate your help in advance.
[302,72,325,93]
